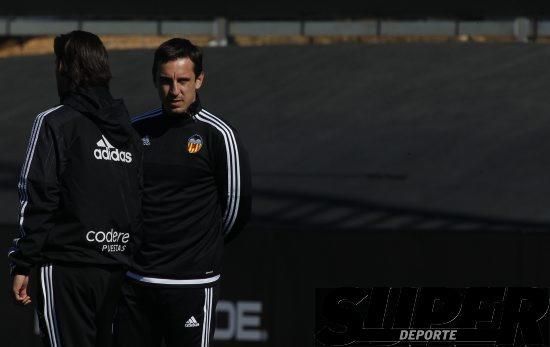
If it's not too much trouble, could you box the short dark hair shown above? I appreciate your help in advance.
[152,38,203,82]
[54,30,112,90]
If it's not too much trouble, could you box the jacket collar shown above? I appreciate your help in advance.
[162,95,202,119]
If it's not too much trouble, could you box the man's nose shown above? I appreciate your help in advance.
[169,81,179,95]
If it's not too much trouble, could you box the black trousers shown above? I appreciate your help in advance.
[114,278,219,347]
[36,263,124,347]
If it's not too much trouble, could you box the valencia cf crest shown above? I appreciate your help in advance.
[187,134,203,154]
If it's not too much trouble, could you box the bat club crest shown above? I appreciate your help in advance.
[187,134,203,154]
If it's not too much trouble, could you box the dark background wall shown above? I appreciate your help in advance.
[2,43,550,346]
[2,1,550,18]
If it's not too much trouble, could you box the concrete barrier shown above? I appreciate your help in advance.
[161,21,212,36]
[9,19,79,35]
[82,20,157,35]
[0,18,7,35]
[381,20,455,36]
[0,17,541,41]
[537,21,550,36]
[304,20,377,36]
[229,21,301,36]
[459,21,514,36]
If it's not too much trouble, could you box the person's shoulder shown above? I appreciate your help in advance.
[130,107,163,135]
[194,108,238,135]
[33,104,76,128]
[130,107,163,126]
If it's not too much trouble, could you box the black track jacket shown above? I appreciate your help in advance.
[8,86,142,275]
[127,100,251,286]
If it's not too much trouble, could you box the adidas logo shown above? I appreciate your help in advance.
[185,316,200,328]
[93,135,133,163]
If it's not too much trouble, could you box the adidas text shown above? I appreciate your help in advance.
[93,136,133,163]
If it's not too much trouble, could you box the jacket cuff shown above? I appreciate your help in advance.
[11,265,31,276]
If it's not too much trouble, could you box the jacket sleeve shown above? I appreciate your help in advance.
[212,123,252,244]
[8,115,62,275]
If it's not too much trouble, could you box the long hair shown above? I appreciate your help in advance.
[54,30,112,91]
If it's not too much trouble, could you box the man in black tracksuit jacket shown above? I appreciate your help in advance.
[114,38,251,347]
[8,31,142,347]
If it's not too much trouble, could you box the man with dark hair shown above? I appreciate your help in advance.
[114,38,251,347]
[8,30,142,347]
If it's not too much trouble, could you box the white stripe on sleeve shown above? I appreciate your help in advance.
[195,110,241,236]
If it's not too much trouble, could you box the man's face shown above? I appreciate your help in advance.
[155,58,204,115]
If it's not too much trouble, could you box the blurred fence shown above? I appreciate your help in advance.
[0,17,548,43]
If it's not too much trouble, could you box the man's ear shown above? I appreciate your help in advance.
[195,72,205,90]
